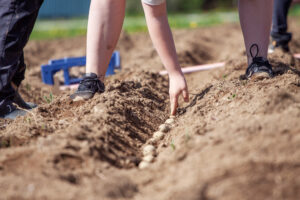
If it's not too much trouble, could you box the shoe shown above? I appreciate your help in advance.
[70,73,105,101]
[13,90,37,109]
[268,40,290,54]
[0,100,27,120]
[0,84,36,119]
[268,32,292,54]
[245,44,274,80]
[10,81,37,109]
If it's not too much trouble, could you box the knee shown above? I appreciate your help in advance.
[142,0,165,6]
[142,0,166,17]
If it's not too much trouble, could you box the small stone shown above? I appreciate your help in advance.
[138,161,150,169]
[58,120,66,125]
[93,105,105,114]
[153,131,164,140]
[143,155,154,163]
[147,138,158,145]
[159,124,170,133]
[165,118,175,124]
[169,115,176,119]
[80,141,89,148]
[158,142,168,149]
[143,145,156,156]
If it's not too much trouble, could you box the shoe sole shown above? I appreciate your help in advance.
[4,109,27,120]
[72,96,89,102]
[250,72,271,81]
[70,93,94,102]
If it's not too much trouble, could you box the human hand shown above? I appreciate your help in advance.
[169,72,189,116]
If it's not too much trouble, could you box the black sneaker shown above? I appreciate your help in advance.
[245,44,274,80]
[268,40,290,54]
[0,100,27,119]
[245,57,274,80]
[13,90,37,109]
[70,73,105,101]
[268,32,292,54]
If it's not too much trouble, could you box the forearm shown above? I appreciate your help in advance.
[142,2,182,76]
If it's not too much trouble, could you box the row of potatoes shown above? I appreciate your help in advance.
[139,116,176,169]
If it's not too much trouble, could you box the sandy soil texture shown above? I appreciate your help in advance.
[0,20,300,200]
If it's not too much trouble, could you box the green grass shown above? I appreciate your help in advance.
[30,11,239,40]
[30,18,88,40]
[30,28,87,40]
[290,4,300,16]
[30,6,300,40]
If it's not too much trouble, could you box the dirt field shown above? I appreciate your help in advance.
[1,20,300,200]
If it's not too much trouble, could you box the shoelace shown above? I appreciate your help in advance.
[250,43,259,59]
[249,44,272,69]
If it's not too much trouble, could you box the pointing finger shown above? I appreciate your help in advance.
[182,87,189,102]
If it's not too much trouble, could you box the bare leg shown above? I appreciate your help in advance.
[86,0,126,81]
[238,0,273,64]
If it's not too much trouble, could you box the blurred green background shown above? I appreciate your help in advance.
[126,0,237,14]
[31,0,300,40]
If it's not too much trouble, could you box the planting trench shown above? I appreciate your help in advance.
[0,72,170,168]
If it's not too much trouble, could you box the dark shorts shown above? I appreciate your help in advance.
[0,0,43,104]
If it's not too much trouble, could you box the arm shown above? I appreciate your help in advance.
[142,2,189,116]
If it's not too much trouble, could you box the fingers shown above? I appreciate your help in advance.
[170,93,179,116]
[182,87,189,102]
[170,86,189,116]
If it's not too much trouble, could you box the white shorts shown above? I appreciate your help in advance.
[142,0,165,5]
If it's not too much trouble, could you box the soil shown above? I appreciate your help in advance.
[1,19,300,200]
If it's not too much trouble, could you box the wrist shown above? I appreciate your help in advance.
[168,69,184,78]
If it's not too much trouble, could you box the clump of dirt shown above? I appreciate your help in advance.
[169,162,300,200]
[177,42,213,66]
[263,91,299,113]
